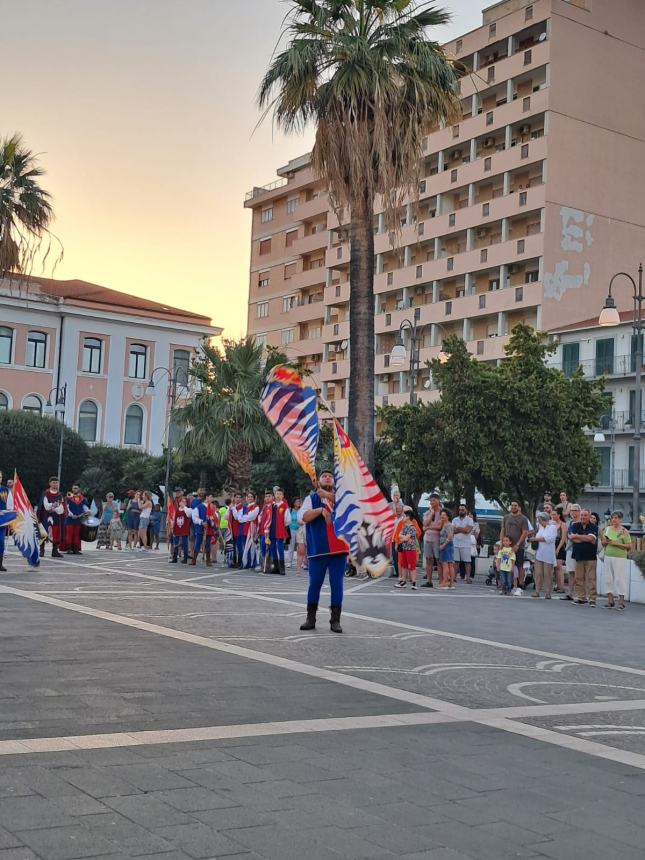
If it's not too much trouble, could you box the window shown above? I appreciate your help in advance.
[261,207,273,223]
[486,111,494,126]
[523,96,531,112]
[281,329,294,346]
[515,287,524,302]
[124,404,144,446]
[259,238,272,255]
[282,295,295,313]
[452,125,460,139]
[254,333,267,350]
[517,239,525,253]
[418,222,425,236]
[447,257,454,271]
[333,324,339,336]
[525,270,539,283]
[258,273,270,288]
[487,66,495,83]
[562,342,580,377]
[595,337,614,376]
[419,180,426,193]
[521,144,529,159]
[287,197,299,214]
[630,333,644,372]
[128,343,148,379]
[484,157,492,172]
[22,394,42,416]
[482,203,490,216]
[480,249,488,263]
[336,246,342,259]
[524,49,532,65]
[489,22,496,36]
[489,279,499,291]
[173,349,190,386]
[387,272,394,286]
[0,392,8,411]
[525,5,534,20]
[416,265,423,279]
[257,301,269,319]
[0,327,13,364]
[285,230,297,247]
[445,301,452,315]
[82,337,102,374]
[477,340,484,355]
[455,39,462,53]
[284,263,297,279]
[450,169,458,183]
[519,191,528,206]
[479,294,486,309]
[26,331,47,368]
[596,447,611,486]
[78,399,98,442]
[335,285,341,297]
[449,213,456,227]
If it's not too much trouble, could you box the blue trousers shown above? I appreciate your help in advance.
[193,525,204,555]
[307,554,346,607]
[270,537,284,564]
[173,535,188,558]
[0,527,5,556]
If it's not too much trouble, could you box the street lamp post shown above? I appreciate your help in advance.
[389,314,447,404]
[598,263,644,533]
[43,384,67,484]
[146,367,189,522]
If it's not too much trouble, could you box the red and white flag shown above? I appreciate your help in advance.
[10,472,40,567]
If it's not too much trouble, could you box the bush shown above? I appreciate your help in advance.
[0,410,88,501]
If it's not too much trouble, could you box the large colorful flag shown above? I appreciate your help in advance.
[332,421,395,578]
[10,472,40,567]
[261,366,319,485]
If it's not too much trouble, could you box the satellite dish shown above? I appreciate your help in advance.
[538,32,547,41]
[131,383,145,400]
[340,340,349,350]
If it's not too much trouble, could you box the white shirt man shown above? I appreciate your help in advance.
[452,505,474,581]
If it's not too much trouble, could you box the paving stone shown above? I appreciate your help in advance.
[0,830,22,851]
[156,822,248,858]
[15,824,116,860]
[221,823,345,860]
[352,823,440,855]
[0,849,41,860]
[150,787,241,813]
[527,830,645,860]
[301,825,395,859]
[53,767,142,799]
[0,796,75,831]
[103,794,194,828]
[192,805,277,830]
[104,763,198,792]
[73,811,174,855]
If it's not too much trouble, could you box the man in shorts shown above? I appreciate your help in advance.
[422,493,442,588]
[500,500,530,587]
[561,503,581,601]
[452,504,474,581]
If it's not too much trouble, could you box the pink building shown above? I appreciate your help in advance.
[0,276,221,453]
[244,0,645,421]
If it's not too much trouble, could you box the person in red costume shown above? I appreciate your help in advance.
[37,477,67,558]
[170,496,191,564]
[64,484,90,554]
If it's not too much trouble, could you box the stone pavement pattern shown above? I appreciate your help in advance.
[0,546,644,859]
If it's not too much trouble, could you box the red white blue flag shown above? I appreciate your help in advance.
[10,472,40,567]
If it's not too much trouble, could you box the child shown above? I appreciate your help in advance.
[394,508,422,590]
[108,505,125,550]
[438,510,455,589]
[496,535,516,595]
[150,504,162,550]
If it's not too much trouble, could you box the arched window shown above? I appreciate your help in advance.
[128,343,148,379]
[78,399,98,442]
[82,337,103,374]
[124,404,144,445]
[26,331,47,368]
[173,349,190,386]
[0,327,13,365]
[0,392,9,411]
[22,394,43,416]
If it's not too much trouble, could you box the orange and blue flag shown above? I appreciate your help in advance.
[10,472,40,567]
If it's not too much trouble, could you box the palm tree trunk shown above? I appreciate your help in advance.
[348,191,375,472]
[227,439,252,493]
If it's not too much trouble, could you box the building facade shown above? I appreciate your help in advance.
[550,314,645,521]
[0,276,221,454]
[244,0,645,422]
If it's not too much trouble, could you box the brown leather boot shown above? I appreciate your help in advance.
[206,549,212,567]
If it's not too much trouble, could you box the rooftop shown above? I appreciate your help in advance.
[552,310,638,335]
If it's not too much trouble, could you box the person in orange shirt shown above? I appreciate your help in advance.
[393,507,422,590]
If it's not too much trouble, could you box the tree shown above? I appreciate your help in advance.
[175,339,289,492]
[0,410,88,501]
[0,133,60,278]
[259,0,461,470]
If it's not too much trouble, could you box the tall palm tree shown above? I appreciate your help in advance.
[175,338,287,492]
[0,133,57,278]
[259,0,461,469]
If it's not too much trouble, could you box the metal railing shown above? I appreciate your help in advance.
[245,177,289,201]
[550,354,643,379]
[590,470,645,491]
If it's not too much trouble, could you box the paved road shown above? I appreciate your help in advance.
[1,546,644,859]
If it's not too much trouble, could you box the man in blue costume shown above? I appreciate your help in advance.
[0,470,13,572]
[298,470,349,634]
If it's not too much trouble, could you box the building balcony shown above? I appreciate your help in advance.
[459,39,550,102]
[290,334,324,359]
[326,243,351,268]
[320,357,350,381]
[294,231,328,256]
[290,266,327,291]
[324,281,350,304]
[285,300,325,325]
[323,319,350,342]
[294,194,329,221]
[550,354,645,381]
[589,470,645,493]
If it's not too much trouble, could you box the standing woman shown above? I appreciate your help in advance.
[439,510,455,589]
[97,493,117,549]
[138,491,153,551]
[601,511,632,610]
[551,508,567,593]
[390,501,405,579]
[126,492,141,550]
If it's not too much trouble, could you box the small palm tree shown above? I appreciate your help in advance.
[259,0,461,469]
[0,133,58,278]
[175,338,288,492]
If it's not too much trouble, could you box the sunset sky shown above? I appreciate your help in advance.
[4,1,483,337]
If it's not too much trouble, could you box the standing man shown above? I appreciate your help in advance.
[452,504,474,582]
[37,477,66,559]
[422,493,442,588]
[0,470,13,571]
[267,488,290,576]
[228,493,244,568]
[298,471,349,633]
[239,492,260,569]
[561,503,581,601]
[191,492,209,566]
[500,500,530,589]
[555,491,572,521]
[259,491,274,572]
[217,498,231,563]
[65,484,90,555]
[570,508,598,606]
[170,497,191,564]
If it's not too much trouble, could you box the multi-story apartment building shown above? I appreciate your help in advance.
[244,0,645,424]
[0,275,221,454]
[550,315,645,521]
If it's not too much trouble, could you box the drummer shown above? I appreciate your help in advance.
[65,484,90,555]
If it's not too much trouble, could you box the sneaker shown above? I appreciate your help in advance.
[395,581,407,588]
[560,594,573,601]
[513,587,523,596]
[439,585,449,590]
[421,582,433,588]
[449,584,456,590]
[545,594,551,599]
[411,584,417,591]
[589,600,596,607]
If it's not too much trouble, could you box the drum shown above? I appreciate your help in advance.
[80,516,100,543]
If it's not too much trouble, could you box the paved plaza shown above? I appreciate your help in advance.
[1,547,645,859]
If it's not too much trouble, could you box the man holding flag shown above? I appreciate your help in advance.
[298,470,349,633]
[0,470,14,571]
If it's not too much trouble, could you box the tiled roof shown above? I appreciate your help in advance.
[550,310,637,334]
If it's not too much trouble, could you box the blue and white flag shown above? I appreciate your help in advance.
[10,473,40,567]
